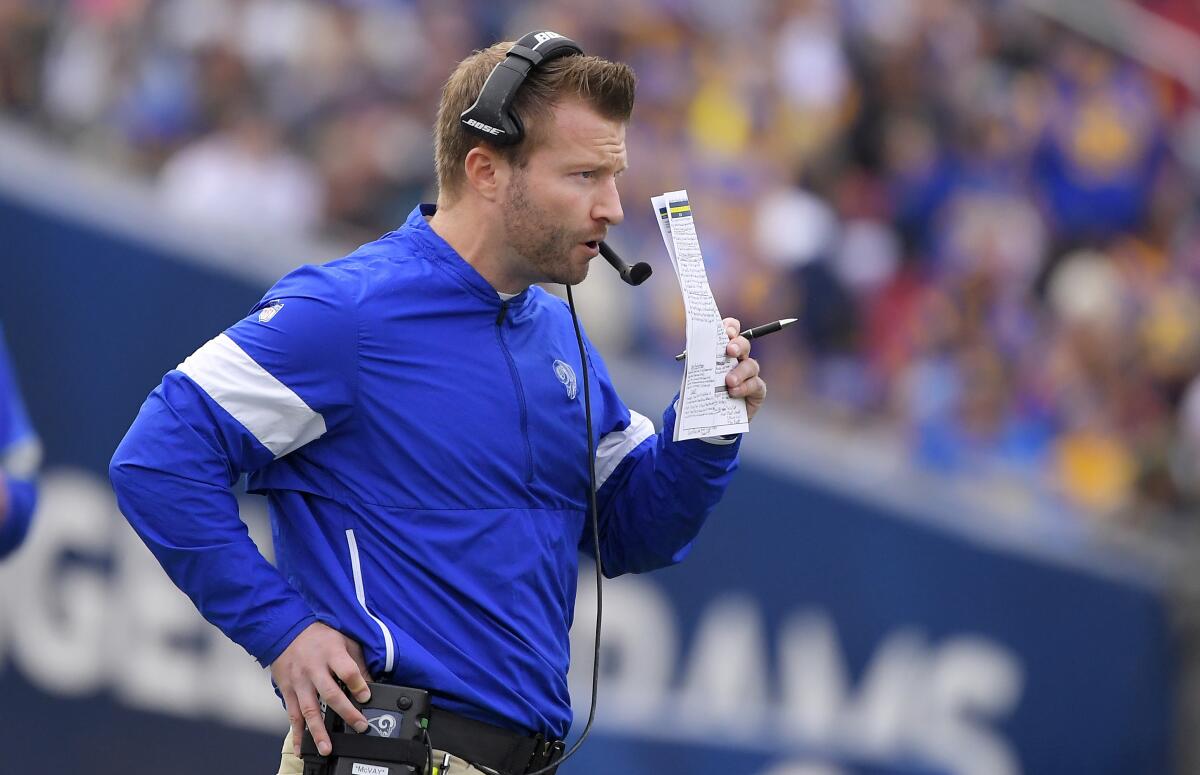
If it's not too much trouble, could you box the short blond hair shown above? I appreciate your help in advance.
[434,42,636,202]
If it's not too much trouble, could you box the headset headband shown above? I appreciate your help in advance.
[459,30,585,146]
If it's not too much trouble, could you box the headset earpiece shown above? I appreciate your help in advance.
[459,30,584,145]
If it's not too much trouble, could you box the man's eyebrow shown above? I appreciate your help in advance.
[566,158,627,173]
[588,153,629,171]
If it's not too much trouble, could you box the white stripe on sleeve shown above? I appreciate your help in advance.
[594,410,655,491]
[177,333,327,458]
[1,436,42,479]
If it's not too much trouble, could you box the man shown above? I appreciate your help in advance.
[0,324,40,560]
[110,38,767,774]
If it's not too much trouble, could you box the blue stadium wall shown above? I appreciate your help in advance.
[0,189,1175,775]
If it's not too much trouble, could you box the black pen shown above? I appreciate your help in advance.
[674,318,797,361]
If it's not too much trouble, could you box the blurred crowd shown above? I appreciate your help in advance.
[3,0,1200,528]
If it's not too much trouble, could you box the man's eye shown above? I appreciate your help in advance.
[576,171,595,179]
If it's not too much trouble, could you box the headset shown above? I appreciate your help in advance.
[460,30,652,287]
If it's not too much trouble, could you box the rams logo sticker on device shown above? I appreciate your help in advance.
[364,709,400,738]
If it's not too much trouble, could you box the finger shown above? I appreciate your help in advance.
[316,670,369,733]
[297,685,331,757]
[726,335,751,360]
[737,376,767,401]
[724,379,763,403]
[283,689,304,758]
[343,636,375,685]
[730,375,764,399]
[726,358,760,391]
[723,317,741,339]
[333,652,372,704]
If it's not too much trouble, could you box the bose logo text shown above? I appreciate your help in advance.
[465,118,503,136]
[534,31,564,46]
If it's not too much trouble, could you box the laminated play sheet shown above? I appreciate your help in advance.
[651,190,749,441]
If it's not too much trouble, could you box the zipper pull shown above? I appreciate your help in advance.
[495,301,508,326]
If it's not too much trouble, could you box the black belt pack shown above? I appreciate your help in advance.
[300,683,564,775]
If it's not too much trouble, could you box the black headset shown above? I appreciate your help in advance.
[459,30,651,286]
[460,30,584,146]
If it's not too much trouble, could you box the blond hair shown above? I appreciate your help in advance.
[434,42,636,202]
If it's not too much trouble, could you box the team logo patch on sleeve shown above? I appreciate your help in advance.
[552,359,578,400]
[257,301,284,323]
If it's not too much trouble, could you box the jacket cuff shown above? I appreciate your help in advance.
[665,396,743,458]
[252,608,321,667]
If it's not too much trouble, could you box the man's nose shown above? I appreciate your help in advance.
[592,178,624,226]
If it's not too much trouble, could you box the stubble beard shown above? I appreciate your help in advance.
[502,170,590,287]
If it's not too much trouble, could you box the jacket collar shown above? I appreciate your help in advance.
[405,204,532,309]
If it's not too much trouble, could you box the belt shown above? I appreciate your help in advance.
[427,707,565,774]
[301,706,565,775]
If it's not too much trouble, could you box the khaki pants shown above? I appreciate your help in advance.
[276,729,488,775]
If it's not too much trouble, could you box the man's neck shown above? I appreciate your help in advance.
[427,199,528,294]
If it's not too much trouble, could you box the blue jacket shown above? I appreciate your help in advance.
[110,205,740,738]
[0,325,40,558]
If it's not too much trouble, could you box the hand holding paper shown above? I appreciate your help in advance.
[720,318,767,421]
[651,189,755,440]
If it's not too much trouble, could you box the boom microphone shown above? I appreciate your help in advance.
[598,241,652,286]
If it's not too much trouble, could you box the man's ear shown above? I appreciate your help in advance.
[463,145,508,202]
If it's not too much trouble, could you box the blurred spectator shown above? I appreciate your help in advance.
[159,104,323,233]
[1032,38,1170,241]
[0,1,50,116]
